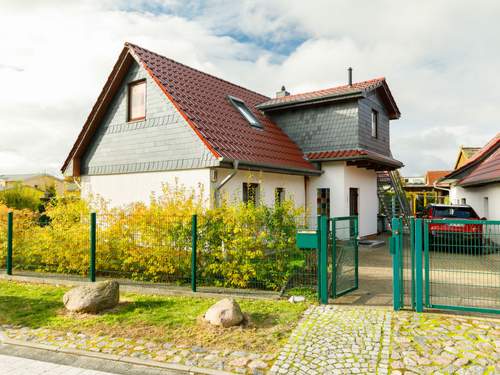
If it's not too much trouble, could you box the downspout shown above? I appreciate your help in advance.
[214,160,239,206]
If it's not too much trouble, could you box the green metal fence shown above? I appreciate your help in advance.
[392,217,500,314]
[2,211,319,297]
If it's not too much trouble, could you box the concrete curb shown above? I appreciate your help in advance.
[0,336,235,375]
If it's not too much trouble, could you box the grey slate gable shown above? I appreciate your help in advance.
[81,61,218,176]
[269,92,392,157]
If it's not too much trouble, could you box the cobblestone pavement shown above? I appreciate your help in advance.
[0,353,116,375]
[1,325,273,374]
[271,305,500,375]
[270,306,392,374]
[391,311,500,374]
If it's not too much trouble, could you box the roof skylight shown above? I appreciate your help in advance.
[228,96,262,129]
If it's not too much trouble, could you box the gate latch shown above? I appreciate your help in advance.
[393,230,400,235]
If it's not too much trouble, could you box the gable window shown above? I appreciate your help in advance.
[243,183,260,205]
[128,80,146,121]
[371,109,378,138]
[228,96,262,129]
[275,187,285,205]
[317,188,330,216]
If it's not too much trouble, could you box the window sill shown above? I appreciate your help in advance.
[127,117,146,123]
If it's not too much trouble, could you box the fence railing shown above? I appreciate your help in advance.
[1,211,318,296]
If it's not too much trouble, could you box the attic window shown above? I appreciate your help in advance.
[228,96,262,129]
[128,80,146,121]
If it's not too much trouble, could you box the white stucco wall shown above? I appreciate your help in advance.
[216,168,306,208]
[344,166,378,237]
[306,162,378,237]
[81,169,212,207]
[450,183,500,220]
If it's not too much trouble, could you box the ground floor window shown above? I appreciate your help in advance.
[317,188,330,216]
[243,182,260,205]
[275,187,285,205]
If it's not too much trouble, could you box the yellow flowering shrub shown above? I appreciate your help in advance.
[0,184,306,290]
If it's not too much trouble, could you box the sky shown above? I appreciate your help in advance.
[1,0,499,177]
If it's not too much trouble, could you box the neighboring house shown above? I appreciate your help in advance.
[402,171,451,214]
[443,133,500,219]
[0,173,66,195]
[62,43,403,237]
[454,146,481,170]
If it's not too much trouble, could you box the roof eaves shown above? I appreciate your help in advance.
[459,176,500,187]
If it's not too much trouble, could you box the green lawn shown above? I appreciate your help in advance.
[0,280,308,353]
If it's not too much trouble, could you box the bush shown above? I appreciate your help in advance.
[0,183,306,290]
[0,184,43,211]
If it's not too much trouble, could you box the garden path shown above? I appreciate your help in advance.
[270,305,500,375]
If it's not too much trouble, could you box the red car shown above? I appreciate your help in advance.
[421,204,485,251]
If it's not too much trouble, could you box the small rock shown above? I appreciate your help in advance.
[204,298,244,327]
[248,359,268,370]
[63,280,119,313]
[229,357,250,367]
[288,296,306,303]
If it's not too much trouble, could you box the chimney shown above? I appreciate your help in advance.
[276,85,290,98]
[348,67,353,86]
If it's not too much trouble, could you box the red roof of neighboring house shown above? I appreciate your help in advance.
[425,170,452,187]
[445,133,500,187]
[257,78,401,119]
[459,139,500,187]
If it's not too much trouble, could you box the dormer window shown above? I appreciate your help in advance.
[128,80,146,121]
[228,96,262,129]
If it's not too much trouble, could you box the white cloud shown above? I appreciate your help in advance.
[0,0,499,177]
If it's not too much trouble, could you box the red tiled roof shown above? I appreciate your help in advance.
[257,78,401,119]
[305,149,403,169]
[126,43,316,172]
[425,170,452,187]
[458,134,500,186]
[306,150,368,160]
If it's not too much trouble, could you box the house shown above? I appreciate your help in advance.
[0,173,66,195]
[402,170,451,214]
[62,43,403,237]
[454,146,481,170]
[443,133,500,219]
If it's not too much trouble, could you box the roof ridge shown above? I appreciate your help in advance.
[125,42,271,101]
[267,77,386,102]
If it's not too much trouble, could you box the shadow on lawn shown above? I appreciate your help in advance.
[0,295,62,328]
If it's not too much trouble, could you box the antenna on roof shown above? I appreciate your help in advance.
[348,67,353,86]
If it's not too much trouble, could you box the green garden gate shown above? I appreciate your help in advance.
[330,216,359,298]
[297,215,359,304]
[391,217,500,314]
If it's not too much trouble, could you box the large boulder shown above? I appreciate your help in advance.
[204,298,244,327]
[63,280,119,313]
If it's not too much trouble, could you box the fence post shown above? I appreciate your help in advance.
[89,212,96,282]
[423,220,430,307]
[6,212,13,275]
[319,215,329,305]
[191,214,197,293]
[391,217,401,311]
[414,218,423,312]
[316,215,321,301]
